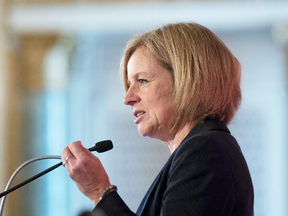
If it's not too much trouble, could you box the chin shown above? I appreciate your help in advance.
[137,126,154,138]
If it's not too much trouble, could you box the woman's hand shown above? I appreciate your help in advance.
[62,141,111,205]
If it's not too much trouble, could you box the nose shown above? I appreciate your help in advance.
[123,86,139,106]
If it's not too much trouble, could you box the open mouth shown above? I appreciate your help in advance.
[137,112,144,117]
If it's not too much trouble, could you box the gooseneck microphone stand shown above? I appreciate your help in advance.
[0,156,62,216]
[0,140,113,216]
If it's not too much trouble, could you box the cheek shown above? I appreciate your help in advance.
[150,81,175,120]
[155,94,175,120]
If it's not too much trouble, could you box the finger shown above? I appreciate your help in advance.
[67,141,94,160]
[81,144,97,158]
[62,142,79,168]
[65,141,97,171]
[63,155,76,167]
[61,145,74,163]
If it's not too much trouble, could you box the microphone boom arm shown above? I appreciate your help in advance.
[0,156,62,216]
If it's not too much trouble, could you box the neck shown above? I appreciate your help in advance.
[163,122,195,154]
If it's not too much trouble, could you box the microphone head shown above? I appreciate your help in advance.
[90,140,113,153]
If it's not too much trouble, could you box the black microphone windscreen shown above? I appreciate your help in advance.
[92,140,113,153]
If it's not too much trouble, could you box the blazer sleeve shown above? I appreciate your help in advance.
[160,135,235,216]
[92,191,136,216]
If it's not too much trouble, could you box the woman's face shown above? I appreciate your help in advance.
[123,47,177,141]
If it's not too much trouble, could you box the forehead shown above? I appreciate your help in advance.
[126,48,174,91]
[126,47,155,78]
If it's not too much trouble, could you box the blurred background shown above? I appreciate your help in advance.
[0,0,288,216]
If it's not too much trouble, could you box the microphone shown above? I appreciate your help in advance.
[88,140,113,152]
[0,140,113,198]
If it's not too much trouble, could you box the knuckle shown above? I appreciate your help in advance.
[78,156,89,166]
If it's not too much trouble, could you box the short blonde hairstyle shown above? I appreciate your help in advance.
[121,22,241,128]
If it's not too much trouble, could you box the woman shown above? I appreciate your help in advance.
[62,22,254,216]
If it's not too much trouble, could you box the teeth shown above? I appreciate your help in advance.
[137,112,144,117]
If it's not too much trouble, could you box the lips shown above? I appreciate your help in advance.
[133,111,146,123]
[134,110,145,117]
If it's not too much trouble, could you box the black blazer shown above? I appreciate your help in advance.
[94,119,254,216]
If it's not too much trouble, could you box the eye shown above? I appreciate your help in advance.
[138,79,148,85]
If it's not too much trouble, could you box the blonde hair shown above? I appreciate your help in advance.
[121,22,241,128]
